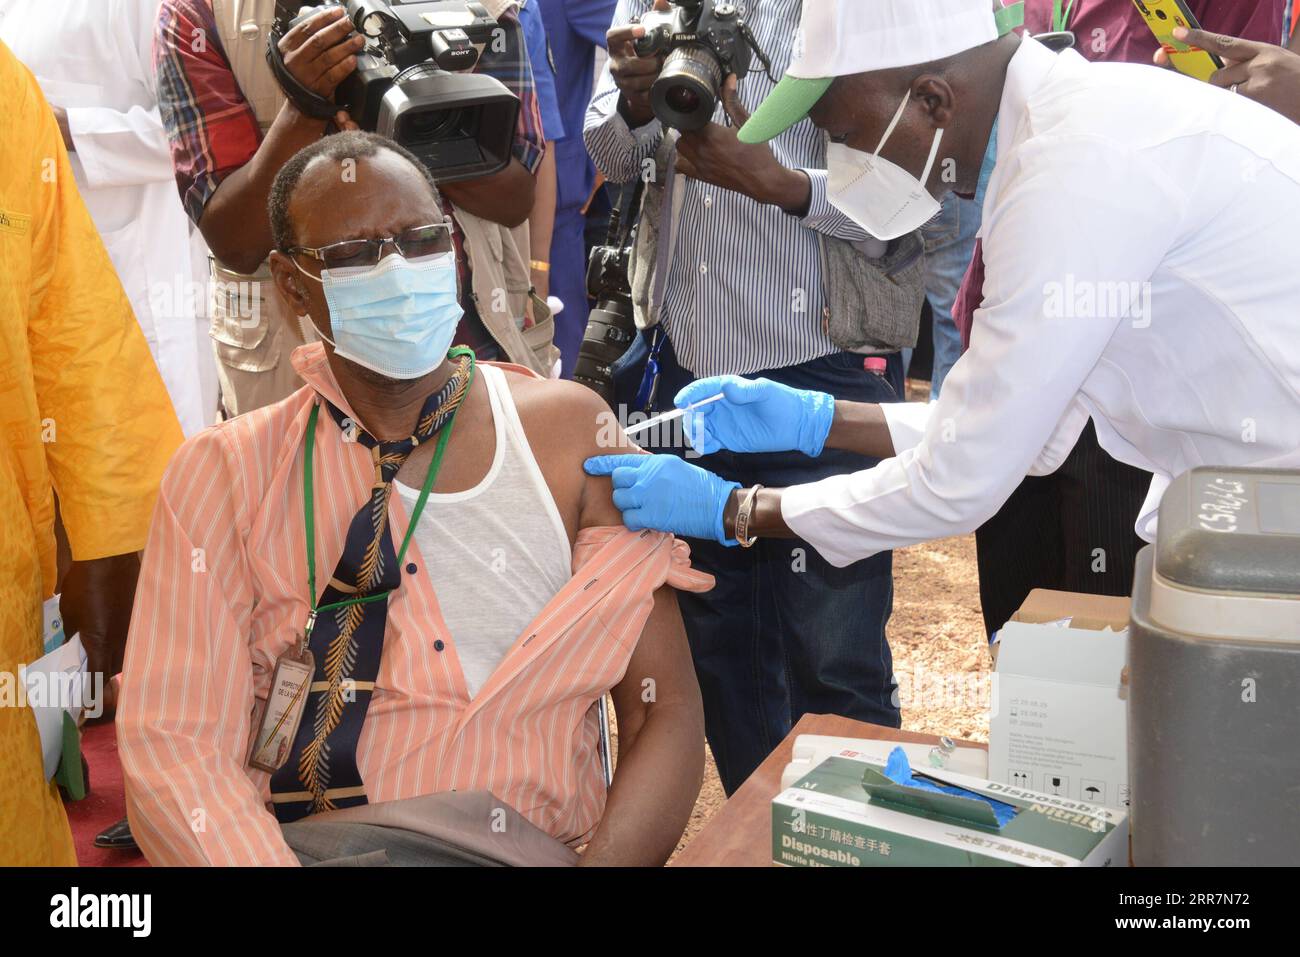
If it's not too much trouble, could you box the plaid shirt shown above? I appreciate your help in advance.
[154,0,261,225]
[477,6,546,173]
[154,0,546,226]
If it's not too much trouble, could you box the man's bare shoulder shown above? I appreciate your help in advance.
[496,369,634,529]
[498,369,636,458]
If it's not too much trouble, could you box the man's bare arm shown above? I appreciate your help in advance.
[825,400,897,459]
[709,399,899,543]
[440,157,537,228]
[200,106,339,272]
[529,142,558,297]
[548,383,703,865]
[198,8,363,273]
[581,585,705,866]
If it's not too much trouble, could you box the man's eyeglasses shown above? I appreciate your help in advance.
[288,221,454,270]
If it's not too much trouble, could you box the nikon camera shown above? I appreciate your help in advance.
[633,0,769,131]
[268,1,519,182]
[572,204,637,407]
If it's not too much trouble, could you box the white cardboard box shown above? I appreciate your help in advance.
[989,591,1130,811]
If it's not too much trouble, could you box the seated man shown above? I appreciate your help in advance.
[117,131,708,867]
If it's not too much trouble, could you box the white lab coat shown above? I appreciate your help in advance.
[783,37,1300,568]
[1,0,209,435]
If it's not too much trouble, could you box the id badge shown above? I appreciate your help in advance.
[248,639,315,774]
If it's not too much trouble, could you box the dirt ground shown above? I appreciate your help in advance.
[670,379,993,856]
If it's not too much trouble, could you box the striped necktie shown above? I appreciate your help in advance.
[270,353,473,821]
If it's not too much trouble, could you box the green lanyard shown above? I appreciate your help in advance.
[1050,0,1076,34]
[301,355,475,639]
[996,1,1026,35]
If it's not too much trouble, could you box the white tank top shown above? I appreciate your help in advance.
[394,364,572,697]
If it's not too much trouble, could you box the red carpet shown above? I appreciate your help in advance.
[65,721,148,867]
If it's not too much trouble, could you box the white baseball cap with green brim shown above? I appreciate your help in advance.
[738,0,1025,145]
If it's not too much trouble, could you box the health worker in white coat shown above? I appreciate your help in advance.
[585,0,1300,567]
[1,0,208,436]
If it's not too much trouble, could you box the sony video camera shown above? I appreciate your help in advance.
[268,1,519,182]
[633,0,770,131]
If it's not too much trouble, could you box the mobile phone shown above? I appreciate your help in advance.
[1131,0,1225,82]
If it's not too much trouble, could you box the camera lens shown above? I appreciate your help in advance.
[666,85,701,116]
[574,299,636,407]
[651,45,722,131]
[401,108,463,144]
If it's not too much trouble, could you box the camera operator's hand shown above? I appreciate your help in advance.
[607,1,672,128]
[675,76,813,214]
[278,4,365,102]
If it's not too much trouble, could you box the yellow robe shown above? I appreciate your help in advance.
[0,39,183,865]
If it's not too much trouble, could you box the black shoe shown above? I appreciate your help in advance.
[94,817,138,850]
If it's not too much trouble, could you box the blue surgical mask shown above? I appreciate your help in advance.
[296,252,462,379]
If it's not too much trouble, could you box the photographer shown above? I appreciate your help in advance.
[584,0,911,795]
[155,0,549,417]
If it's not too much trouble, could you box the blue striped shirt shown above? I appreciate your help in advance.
[583,0,870,378]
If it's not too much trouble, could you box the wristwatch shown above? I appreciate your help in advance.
[735,485,764,548]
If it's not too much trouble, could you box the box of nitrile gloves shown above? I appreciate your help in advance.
[771,749,1128,867]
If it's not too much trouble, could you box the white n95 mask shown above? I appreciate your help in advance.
[295,251,462,380]
[826,89,945,241]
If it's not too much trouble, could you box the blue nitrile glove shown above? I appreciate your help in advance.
[675,375,835,457]
[883,747,1018,828]
[584,453,742,545]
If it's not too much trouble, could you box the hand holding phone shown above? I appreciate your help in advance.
[1132,0,1225,82]
[1156,26,1300,125]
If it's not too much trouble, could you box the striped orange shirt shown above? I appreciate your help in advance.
[118,344,712,866]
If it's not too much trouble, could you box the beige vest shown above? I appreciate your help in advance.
[210,0,556,375]
[211,0,286,133]
[457,210,558,376]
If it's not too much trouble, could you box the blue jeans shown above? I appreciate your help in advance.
[914,193,981,399]
[626,338,903,794]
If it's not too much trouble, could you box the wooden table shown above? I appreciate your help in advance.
[672,714,987,867]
